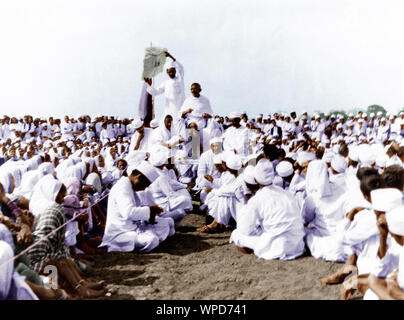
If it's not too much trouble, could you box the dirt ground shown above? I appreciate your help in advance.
[88,213,363,300]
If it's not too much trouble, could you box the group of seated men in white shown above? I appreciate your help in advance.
[0,106,404,300]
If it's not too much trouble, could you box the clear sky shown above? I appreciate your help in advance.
[0,0,403,119]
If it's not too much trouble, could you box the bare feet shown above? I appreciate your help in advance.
[197,221,225,233]
[75,282,107,299]
[237,246,254,254]
[26,281,71,300]
[87,236,103,248]
[83,280,106,290]
[320,272,349,285]
[340,275,358,300]
[320,265,355,285]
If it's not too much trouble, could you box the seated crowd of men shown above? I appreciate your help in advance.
[0,109,404,300]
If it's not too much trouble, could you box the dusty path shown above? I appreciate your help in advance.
[89,214,363,300]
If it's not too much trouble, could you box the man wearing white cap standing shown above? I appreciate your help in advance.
[144,51,185,120]
[100,161,174,253]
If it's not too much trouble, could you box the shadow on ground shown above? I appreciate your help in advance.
[153,232,212,256]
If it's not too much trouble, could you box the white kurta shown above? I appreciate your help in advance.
[340,209,380,274]
[100,176,174,252]
[195,149,221,190]
[223,126,249,157]
[230,185,305,260]
[146,60,185,119]
[149,168,192,226]
[180,95,213,130]
[302,195,350,262]
[207,172,245,225]
[129,128,153,152]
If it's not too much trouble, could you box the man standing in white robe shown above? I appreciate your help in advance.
[144,52,185,119]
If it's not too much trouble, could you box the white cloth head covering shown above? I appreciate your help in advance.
[348,147,359,162]
[37,162,55,176]
[85,172,102,194]
[306,160,332,198]
[371,188,403,212]
[209,136,223,145]
[149,147,169,167]
[75,162,87,180]
[150,119,159,128]
[243,165,257,185]
[128,161,159,183]
[229,112,242,119]
[12,170,44,200]
[276,161,294,177]
[62,165,83,181]
[386,205,404,236]
[133,119,143,129]
[254,158,274,185]
[29,175,63,218]
[125,150,148,167]
[225,154,242,170]
[331,156,347,173]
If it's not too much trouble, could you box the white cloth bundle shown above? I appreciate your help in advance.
[141,46,168,80]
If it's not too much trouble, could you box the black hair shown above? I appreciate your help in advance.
[278,148,286,159]
[356,167,379,181]
[246,182,260,192]
[315,147,324,160]
[263,144,279,161]
[338,144,349,157]
[382,165,404,191]
[129,169,151,184]
[360,174,385,198]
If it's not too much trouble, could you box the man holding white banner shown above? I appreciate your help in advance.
[143,50,185,120]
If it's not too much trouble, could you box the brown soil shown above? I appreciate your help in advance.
[88,213,363,300]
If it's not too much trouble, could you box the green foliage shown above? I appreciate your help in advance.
[366,105,387,117]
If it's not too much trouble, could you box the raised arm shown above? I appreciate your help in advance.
[144,78,165,96]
